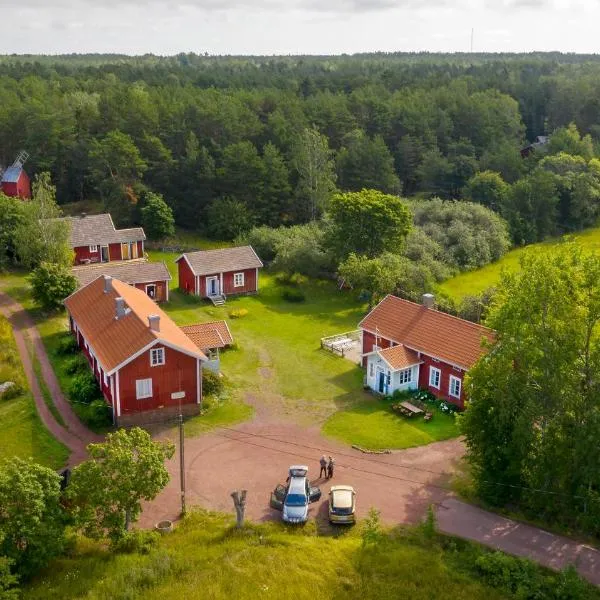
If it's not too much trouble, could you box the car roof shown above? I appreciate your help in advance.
[288,476,307,495]
[331,488,354,508]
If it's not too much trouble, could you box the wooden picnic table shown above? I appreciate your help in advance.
[399,401,424,415]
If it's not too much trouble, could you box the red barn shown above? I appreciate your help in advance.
[359,294,494,409]
[64,276,207,426]
[1,164,31,199]
[61,213,146,266]
[176,246,263,303]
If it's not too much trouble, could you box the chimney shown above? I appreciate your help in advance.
[148,314,160,332]
[103,275,113,293]
[422,293,435,309]
[115,297,126,319]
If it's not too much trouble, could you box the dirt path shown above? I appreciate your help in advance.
[0,292,102,467]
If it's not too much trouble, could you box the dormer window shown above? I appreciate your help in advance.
[150,347,165,366]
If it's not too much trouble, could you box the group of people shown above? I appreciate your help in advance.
[319,455,335,479]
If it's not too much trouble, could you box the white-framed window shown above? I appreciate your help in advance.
[398,368,412,385]
[449,375,462,398]
[150,347,165,367]
[233,272,245,287]
[429,366,441,389]
[136,378,152,399]
[369,362,374,377]
[89,245,98,252]
[146,284,157,299]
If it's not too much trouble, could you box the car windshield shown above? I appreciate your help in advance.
[285,494,307,507]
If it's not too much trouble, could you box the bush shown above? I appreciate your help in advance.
[65,355,89,375]
[228,308,248,319]
[289,272,308,286]
[69,372,100,405]
[0,556,19,600]
[56,334,78,355]
[29,262,78,310]
[236,225,287,263]
[111,529,160,554]
[281,287,305,303]
[202,369,224,396]
[86,399,112,428]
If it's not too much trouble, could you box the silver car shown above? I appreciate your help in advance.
[270,465,321,524]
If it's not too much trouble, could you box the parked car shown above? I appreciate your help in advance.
[270,465,321,524]
[328,485,356,524]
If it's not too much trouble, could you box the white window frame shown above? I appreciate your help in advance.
[150,347,165,367]
[89,245,98,252]
[146,283,157,299]
[369,361,374,377]
[233,272,245,287]
[136,378,153,399]
[449,375,462,399]
[429,366,441,389]
[398,368,412,385]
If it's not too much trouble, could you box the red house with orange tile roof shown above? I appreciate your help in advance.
[359,293,494,409]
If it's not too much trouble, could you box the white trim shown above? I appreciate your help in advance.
[89,244,98,252]
[255,267,259,291]
[196,358,201,405]
[206,275,219,297]
[150,347,165,366]
[449,375,462,398]
[166,282,170,302]
[100,245,109,262]
[248,245,264,267]
[376,351,421,372]
[219,272,223,293]
[175,254,198,277]
[115,370,121,417]
[429,366,441,389]
[233,272,244,288]
[145,283,157,300]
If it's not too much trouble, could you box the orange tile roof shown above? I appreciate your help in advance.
[64,277,206,373]
[359,295,494,370]
[377,345,421,370]
[181,321,234,350]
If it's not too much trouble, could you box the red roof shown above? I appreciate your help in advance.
[359,295,494,370]
[181,321,233,350]
[377,345,421,370]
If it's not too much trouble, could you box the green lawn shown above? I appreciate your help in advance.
[21,510,532,600]
[0,312,69,469]
[438,225,600,302]
[322,397,460,450]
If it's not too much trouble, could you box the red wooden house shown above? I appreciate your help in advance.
[72,261,172,302]
[1,164,31,199]
[359,294,494,409]
[64,276,207,426]
[176,246,263,301]
[62,213,146,265]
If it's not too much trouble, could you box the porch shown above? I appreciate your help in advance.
[320,330,361,364]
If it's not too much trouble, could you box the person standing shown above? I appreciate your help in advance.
[327,456,335,479]
[319,455,327,479]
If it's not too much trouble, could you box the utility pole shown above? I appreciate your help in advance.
[179,413,186,516]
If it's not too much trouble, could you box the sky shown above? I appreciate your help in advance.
[0,0,598,56]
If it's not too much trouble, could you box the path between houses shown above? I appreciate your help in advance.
[0,292,102,467]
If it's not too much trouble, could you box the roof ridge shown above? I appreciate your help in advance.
[111,279,162,341]
[184,245,248,256]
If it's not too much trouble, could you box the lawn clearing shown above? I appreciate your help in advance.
[437,225,600,302]
[322,396,460,450]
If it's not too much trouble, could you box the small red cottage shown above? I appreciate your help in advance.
[176,246,263,302]
[62,213,146,265]
[359,294,494,409]
[64,276,207,426]
[1,152,31,199]
[72,261,171,302]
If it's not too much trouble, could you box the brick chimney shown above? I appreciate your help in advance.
[422,293,435,309]
[148,314,160,332]
[103,275,113,293]
[115,297,126,319]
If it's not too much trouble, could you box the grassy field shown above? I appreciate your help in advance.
[438,225,600,301]
[322,398,460,450]
[0,311,69,469]
[19,509,561,600]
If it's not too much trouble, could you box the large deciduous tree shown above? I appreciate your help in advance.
[29,262,78,309]
[68,428,174,543]
[463,171,509,212]
[140,192,175,240]
[326,189,412,260]
[462,245,600,535]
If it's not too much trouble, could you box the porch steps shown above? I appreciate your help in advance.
[210,294,226,306]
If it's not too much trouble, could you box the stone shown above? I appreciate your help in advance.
[0,381,16,396]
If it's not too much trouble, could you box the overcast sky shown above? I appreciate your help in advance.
[0,0,598,56]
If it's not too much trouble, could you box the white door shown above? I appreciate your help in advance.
[206,276,219,296]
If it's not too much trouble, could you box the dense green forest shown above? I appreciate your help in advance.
[2,52,600,246]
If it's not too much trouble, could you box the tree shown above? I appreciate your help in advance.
[547,123,594,160]
[13,172,73,269]
[68,428,174,542]
[140,192,175,240]
[259,142,292,226]
[462,245,600,534]
[29,262,77,309]
[291,127,337,221]
[336,130,401,194]
[0,557,19,600]
[205,197,254,240]
[0,458,66,579]
[463,171,509,212]
[0,193,26,269]
[326,189,412,260]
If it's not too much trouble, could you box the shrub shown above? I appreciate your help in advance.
[474,551,544,597]
[29,262,78,309]
[228,308,248,319]
[56,334,78,355]
[69,372,100,405]
[289,272,308,286]
[236,225,287,262]
[281,287,305,303]
[202,369,224,396]
[65,355,89,375]
[0,556,19,600]
[86,399,112,428]
[112,529,160,554]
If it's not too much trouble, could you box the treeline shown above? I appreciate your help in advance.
[1,54,600,245]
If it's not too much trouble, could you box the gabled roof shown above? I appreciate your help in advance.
[72,260,171,288]
[1,165,23,183]
[60,213,146,247]
[181,321,233,350]
[377,345,421,371]
[359,295,494,370]
[64,277,205,374]
[176,246,263,276]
